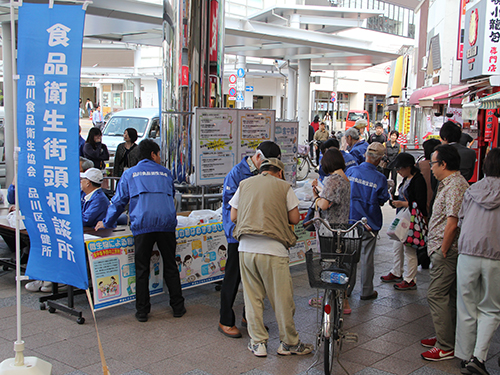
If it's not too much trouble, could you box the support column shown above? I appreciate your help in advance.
[287,67,297,120]
[2,22,14,187]
[133,46,142,108]
[298,59,311,145]
[132,78,141,108]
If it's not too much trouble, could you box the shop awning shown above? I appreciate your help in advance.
[464,91,500,110]
[418,84,476,107]
[409,84,472,106]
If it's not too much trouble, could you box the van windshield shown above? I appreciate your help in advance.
[103,116,149,137]
[347,112,368,121]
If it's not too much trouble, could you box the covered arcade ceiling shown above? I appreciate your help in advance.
[0,0,405,71]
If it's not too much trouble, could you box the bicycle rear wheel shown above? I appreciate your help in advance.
[323,289,341,375]
[296,156,310,181]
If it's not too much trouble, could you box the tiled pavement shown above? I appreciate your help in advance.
[0,205,499,375]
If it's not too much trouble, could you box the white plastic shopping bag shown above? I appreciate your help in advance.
[386,208,411,243]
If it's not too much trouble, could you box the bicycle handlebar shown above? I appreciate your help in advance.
[303,217,375,237]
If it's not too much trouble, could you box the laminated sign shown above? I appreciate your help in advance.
[17,3,88,289]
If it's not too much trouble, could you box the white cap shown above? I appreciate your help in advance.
[80,168,103,184]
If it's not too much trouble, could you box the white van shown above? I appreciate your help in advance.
[101,108,160,153]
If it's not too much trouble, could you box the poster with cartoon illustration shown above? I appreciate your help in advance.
[238,109,275,160]
[176,222,228,288]
[275,121,299,185]
[289,211,317,265]
[86,233,163,311]
[194,108,238,185]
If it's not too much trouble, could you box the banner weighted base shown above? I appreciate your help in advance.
[0,357,52,375]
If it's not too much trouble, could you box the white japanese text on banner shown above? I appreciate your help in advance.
[17,3,88,289]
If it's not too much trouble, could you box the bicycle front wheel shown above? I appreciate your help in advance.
[323,290,341,375]
[296,156,310,181]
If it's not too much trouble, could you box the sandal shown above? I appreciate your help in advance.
[308,296,323,308]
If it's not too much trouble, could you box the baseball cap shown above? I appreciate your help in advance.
[354,119,368,129]
[80,168,103,184]
[257,141,281,159]
[260,158,285,172]
[391,152,415,169]
[366,142,385,158]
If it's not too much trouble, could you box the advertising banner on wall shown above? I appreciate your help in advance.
[462,0,500,79]
[17,3,88,289]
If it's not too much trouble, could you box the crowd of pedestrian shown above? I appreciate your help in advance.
[20,106,499,372]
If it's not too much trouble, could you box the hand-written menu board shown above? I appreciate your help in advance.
[194,108,237,185]
[238,109,275,160]
[275,121,299,185]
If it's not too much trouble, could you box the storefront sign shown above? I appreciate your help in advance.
[485,109,497,141]
[457,0,468,60]
[462,0,500,79]
[17,3,88,289]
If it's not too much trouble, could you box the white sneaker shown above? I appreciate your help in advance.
[248,341,267,357]
[40,282,54,293]
[25,280,43,292]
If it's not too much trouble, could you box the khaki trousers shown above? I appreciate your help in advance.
[455,254,500,362]
[240,252,299,346]
[428,247,458,352]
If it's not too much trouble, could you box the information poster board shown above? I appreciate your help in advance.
[275,121,299,185]
[86,217,311,311]
[86,234,164,311]
[194,108,238,185]
[289,211,317,265]
[175,222,227,288]
[237,109,275,160]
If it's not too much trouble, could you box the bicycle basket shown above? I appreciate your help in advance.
[317,224,363,264]
[298,144,309,154]
[305,249,355,291]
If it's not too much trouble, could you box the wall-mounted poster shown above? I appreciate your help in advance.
[194,108,237,185]
[275,121,299,185]
[237,109,275,161]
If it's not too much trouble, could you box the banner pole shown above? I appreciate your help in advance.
[0,1,51,373]
[10,0,24,364]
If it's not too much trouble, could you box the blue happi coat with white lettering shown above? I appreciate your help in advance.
[103,159,177,235]
[345,162,389,231]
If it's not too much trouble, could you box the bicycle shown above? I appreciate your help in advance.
[302,217,369,375]
[296,140,319,181]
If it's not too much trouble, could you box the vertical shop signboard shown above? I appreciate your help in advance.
[403,107,411,134]
[17,3,88,289]
[237,109,275,161]
[194,108,237,185]
[462,0,500,79]
[485,109,497,142]
[275,121,298,185]
[86,234,164,311]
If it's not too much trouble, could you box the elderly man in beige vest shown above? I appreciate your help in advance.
[229,158,313,358]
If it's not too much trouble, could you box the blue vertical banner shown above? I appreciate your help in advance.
[17,3,88,290]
